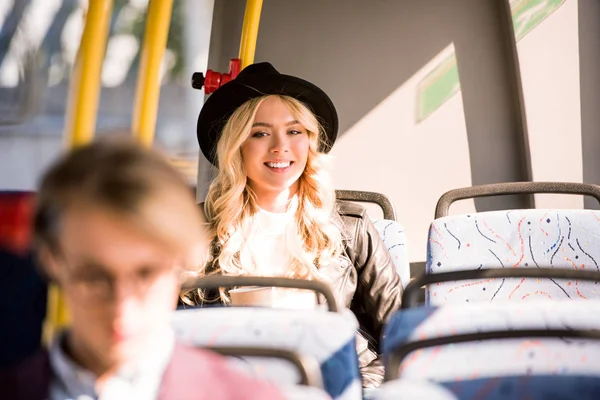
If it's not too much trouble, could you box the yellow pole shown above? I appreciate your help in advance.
[42,285,71,346]
[64,0,113,148]
[132,0,174,147]
[239,0,263,69]
[45,0,113,346]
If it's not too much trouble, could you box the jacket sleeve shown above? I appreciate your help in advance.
[351,211,403,342]
[341,204,403,387]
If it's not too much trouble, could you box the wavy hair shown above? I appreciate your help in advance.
[187,95,344,304]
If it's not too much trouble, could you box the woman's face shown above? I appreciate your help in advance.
[241,96,310,199]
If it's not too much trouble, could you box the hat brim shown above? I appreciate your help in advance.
[197,73,338,166]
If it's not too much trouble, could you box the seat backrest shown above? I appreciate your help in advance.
[0,191,47,368]
[373,219,410,289]
[426,209,600,305]
[335,190,396,221]
[210,346,331,399]
[335,190,410,287]
[0,249,47,368]
[372,380,457,400]
[374,375,600,400]
[172,307,362,400]
[278,385,334,399]
[381,300,600,383]
[208,345,324,388]
[0,191,35,254]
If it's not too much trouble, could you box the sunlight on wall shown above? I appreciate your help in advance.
[331,43,476,262]
[516,0,583,209]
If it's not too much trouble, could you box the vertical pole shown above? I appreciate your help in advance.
[64,0,113,148]
[46,0,114,345]
[131,0,174,147]
[238,0,263,69]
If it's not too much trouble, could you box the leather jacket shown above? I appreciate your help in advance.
[196,200,403,388]
[328,200,403,388]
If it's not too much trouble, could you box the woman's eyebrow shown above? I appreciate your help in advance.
[252,122,272,127]
[251,120,300,128]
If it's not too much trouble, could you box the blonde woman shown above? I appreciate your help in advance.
[192,62,403,388]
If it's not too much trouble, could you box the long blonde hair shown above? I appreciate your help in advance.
[199,95,343,301]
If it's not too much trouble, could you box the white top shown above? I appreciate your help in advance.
[245,197,297,277]
[232,197,318,309]
[49,328,175,400]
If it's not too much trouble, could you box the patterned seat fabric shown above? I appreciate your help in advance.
[426,209,600,305]
[278,385,335,399]
[171,307,361,400]
[382,300,600,382]
[373,375,600,400]
[370,379,458,400]
[373,219,410,289]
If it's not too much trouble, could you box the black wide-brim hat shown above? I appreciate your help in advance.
[197,62,338,166]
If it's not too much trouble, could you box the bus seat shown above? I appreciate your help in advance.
[373,220,409,289]
[0,191,35,255]
[171,307,361,400]
[335,190,396,221]
[370,380,456,400]
[335,190,410,289]
[208,346,331,399]
[426,208,600,305]
[373,374,600,400]
[0,249,47,368]
[278,385,334,399]
[381,300,600,384]
[0,191,48,368]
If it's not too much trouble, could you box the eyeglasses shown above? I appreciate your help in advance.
[58,263,183,301]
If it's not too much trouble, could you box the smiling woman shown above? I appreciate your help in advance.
[242,96,311,211]
[190,62,404,389]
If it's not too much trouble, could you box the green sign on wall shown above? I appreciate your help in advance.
[416,0,566,123]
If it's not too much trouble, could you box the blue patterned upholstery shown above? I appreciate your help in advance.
[374,219,410,289]
[171,307,361,400]
[371,380,457,399]
[374,375,600,400]
[278,385,334,399]
[382,301,600,382]
[426,209,600,305]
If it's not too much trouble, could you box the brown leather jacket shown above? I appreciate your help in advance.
[198,200,403,388]
[329,200,403,388]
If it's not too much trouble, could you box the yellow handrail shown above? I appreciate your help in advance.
[239,0,263,69]
[64,0,113,148]
[44,0,114,346]
[42,285,71,346]
[132,0,174,147]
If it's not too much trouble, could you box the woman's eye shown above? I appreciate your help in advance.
[252,131,267,138]
[288,130,303,135]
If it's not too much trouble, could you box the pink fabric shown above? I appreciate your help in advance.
[159,342,284,400]
[0,341,284,400]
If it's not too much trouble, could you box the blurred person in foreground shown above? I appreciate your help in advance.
[0,136,283,400]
